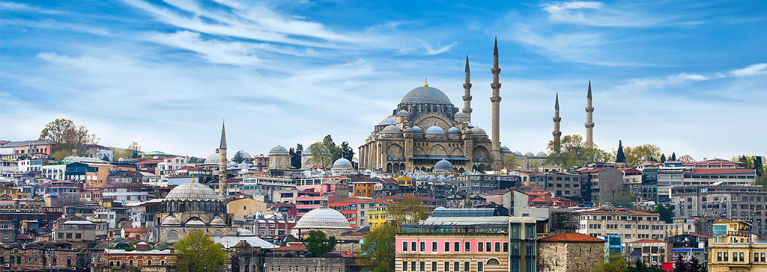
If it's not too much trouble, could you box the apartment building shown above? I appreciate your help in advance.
[576,207,666,249]
[543,172,584,201]
[671,185,767,235]
[708,220,767,272]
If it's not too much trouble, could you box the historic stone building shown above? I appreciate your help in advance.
[154,181,238,243]
[536,233,605,272]
[359,40,511,173]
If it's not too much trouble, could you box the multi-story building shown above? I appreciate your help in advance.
[708,220,767,272]
[53,220,96,243]
[352,180,376,198]
[453,174,521,195]
[396,209,511,272]
[253,214,294,242]
[101,183,154,204]
[682,168,756,186]
[543,172,584,201]
[657,166,685,201]
[368,203,388,228]
[94,243,174,272]
[156,156,193,175]
[578,167,623,204]
[241,177,297,203]
[666,233,710,266]
[576,207,666,249]
[329,197,360,227]
[0,140,54,159]
[671,185,767,235]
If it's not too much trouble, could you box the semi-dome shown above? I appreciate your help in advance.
[378,116,396,126]
[161,215,181,225]
[210,216,226,226]
[269,145,288,154]
[165,182,220,201]
[454,112,468,119]
[332,158,353,169]
[396,110,410,117]
[536,151,548,157]
[501,146,512,153]
[294,208,352,229]
[434,159,454,171]
[186,218,206,226]
[447,127,461,135]
[411,126,424,134]
[471,127,487,135]
[400,86,453,105]
[425,126,446,135]
[381,125,401,134]
[205,150,220,165]
[525,152,535,157]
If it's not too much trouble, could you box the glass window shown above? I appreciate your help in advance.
[740,252,745,262]
[464,262,470,272]
[761,253,765,262]
[503,242,509,252]
[432,262,437,272]
[412,262,416,271]
[445,242,450,252]
[445,262,449,272]
[478,262,483,272]
[486,242,491,252]
[724,252,729,262]
[478,242,484,252]
[412,242,416,252]
[403,242,408,251]
[455,242,460,252]
[454,262,459,272]
[495,242,501,252]
[420,242,425,251]
[432,242,437,252]
[420,262,425,271]
[465,242,471,252]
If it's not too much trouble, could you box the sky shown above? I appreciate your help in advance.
[2,0,766,160]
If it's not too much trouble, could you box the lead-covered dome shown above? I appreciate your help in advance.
[270,145,288,154]
[434,159,454,171]
[447,127,461,135]
[425,126,445,135]
[205,149,221,165]
[411,126,424,134]
[381,125,401,134]
[294,208,352,229]
[165,182,220,201]
[332,158,353,169]
[378,116,396,126]
[400,86,453,105]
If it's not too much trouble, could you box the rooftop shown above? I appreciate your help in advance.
[538,233,606,243]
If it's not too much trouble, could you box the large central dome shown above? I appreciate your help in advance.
[165,182,220,201]
[400,86,452,105]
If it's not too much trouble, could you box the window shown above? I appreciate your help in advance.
[486,242,491,252]
[762,253,765,262]
[403,242,408,251]
[486,259,501,265]
[420,242,425,251]
[454,262,460,272]
[412,242,416,252]
[478,262,483,271]
[420,262,425,271]
[495,242,500,252]
[432,242,437,252]
[756,253,759,263]
[445,242,450,252]
[411,262,416,271]
[465,242,471,252]
[432,262,437,271]
[403,261,408,271]
[464,262,470,272]
[503,242,508,252]
[740,252,745,262]
[445,262,450,271]
[454,242,460,252]
[724,252,729,262]
[478,242,484,252]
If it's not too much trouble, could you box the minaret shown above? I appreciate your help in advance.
[552,93,562,153]
[490,37,503,170]
[218,120,228,200]
[585,81,595,148]
[462,55,473,122]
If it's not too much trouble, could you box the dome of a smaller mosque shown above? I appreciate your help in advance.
[378,116,396,126]
[425,126,446,135]
[162,215,181,225]
[381,125,402,134]
[332,158,353,169]
[237,228,254,236]
[269,145,288,154]
[434,159,454,171]
[454,112,468,119]
[525,152,535,157]
[471,127,487,135]
[396,110,410,117]
[240,151,252,159]
[205,150,221,165]
[165,182,220,201]
[447,127,461,135]
[294,208,352,229]
[501,146,512,153]
[515,151,523,156]
[411,126,424,134]
[537,151,548,157]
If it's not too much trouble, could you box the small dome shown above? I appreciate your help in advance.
[515,151,523,156]
[471,127,487,135]
[332,158,353,169]
[239,151,252,159]
[434,159,454,171]
[381,125,401,134]
[205,150,221,165]
[411,126,424,134]
[165,182,220,201]
[404,127,413,133]
[400,86,453,105]
[525,152,535,157]
[537,151,548,157]
[454,112,468,119]
[237,228,254,236]
[162,215,180,225]
[378,116,396,126]
[210,216,226,226]
[396,110,410,117]
[270,145,288,154]
[501,146,512,153]
[186,218,206,226]
[425,126,445,135]
[294,208,352,229]
[447,127,461,135]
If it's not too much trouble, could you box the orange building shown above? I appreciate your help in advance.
[353,181,376,198]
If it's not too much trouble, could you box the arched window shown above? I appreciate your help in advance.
[486,258,500,265]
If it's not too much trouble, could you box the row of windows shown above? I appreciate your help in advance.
[402,241,509,253]
[402,260,499,272]
[717,252,767,263]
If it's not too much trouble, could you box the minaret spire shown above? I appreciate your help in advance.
[490,37,502,170]
[462,55,473,122]
[553,93,562,153]
[218,119,228,200]
[585,81,595,149]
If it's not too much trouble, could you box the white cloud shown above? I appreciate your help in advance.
[542,1,602,14]
[0,2,62,14]
[730,63,767,76]
[146,31,261,65]
[541,1,688,27]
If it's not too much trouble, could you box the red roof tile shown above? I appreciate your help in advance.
[579,167,605,173]
[689,168,755,175]
[538,233,605,243]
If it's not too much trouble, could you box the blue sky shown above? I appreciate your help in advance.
[2,0,766,160]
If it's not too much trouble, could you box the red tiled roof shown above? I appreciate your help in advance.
[538,233,605,243]
[629,239,665,244]
[620,168,642,175]
[123,228,149,233]
[275,243,307,251]
[579,167,605,173]
[689,168,755,175]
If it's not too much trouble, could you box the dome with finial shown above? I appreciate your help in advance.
[411,126,424,134]
[434,159,454,171]
[447,127,461,135]
[381,125,402,134]
[204,149,221,165]
[165,182,220,201]
[425,126,446,135]
[332,158,353,169]
[396,110,410,117]
[378,116,396,126]
[294,208,352,229]
[400,86,453,105]
[269,145,288,154]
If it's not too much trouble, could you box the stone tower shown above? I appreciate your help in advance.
[462,55,473,122]
[218,120,228,200]
[552,93,562,152]
[490,37,503,170]
[585,81,595,148]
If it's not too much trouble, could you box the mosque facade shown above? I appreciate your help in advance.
[358,40,510,173]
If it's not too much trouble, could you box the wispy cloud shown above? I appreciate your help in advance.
[146,31,262,65]
[0,2,62,15]
[541,1,699,27]
[730,63,767,76]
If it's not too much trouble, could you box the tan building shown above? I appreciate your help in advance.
[227,197,267,218]
[85,164,135,189]
[53,220,96,243]
[536,233,605,272]
[626,239,666,266]
[708,220,767,272]
[577,207,666,247]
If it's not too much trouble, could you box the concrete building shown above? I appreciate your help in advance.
[579,167,623,205]
[453,174,521,195]
[53,220,96,243]
[576,207,666,249]
[227,198,268,219]
[536,233,605,272]
[671,185,767,235]
[626,239,667,266]
[544,172,585,201]
[708,220,767,272]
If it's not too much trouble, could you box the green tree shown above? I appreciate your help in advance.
[232,150,246,164]
[308,142,332,168]
[341,141,354,162]
[673,254,688,272]
[357,223,396,272]
[50,149,72,161]
[546,134,612,168]
[174,230,226,272]
[688,256,702,272]
[290,144,303,169]
[306,230,337,257]
[671,152,677,161]
[660,154,666,163]
[611,190,634,208]
[596,251,627,272]
[39,119,99,157]
[622,144,662,166]
[387,195,428,225]
[504,155,519,169]
[616,140,626,163]
[655,204,674,223]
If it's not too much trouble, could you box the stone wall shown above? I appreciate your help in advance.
[537,242,604,272]
[0,247,83,271]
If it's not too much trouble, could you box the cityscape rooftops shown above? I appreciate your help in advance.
[538,233,606,243]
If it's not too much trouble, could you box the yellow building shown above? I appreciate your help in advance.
[353,181,376,198]
[227,198,268,219]
[394,176,414,188]
[0,183,28,199]
[368,204,388,228]
[708,220,767,272]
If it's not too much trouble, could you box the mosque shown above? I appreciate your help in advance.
[358,39,595,174]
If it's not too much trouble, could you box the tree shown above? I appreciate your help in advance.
[688,256,702,272]
[671,152,677,161]
[504,155,519,169]
[308,142,332,168]
[655,204,674,223]
[50,149,72,161]
[341,141,354,162]
[546,134,612,168]
[673,254,688,272]
[357,223,396,272]
[127,142,141,158]
[595,251,627,272]
[660,154,666,163]
[290,144,303,169]
[678,154,694,163]
[232,150,247,164]
[387,195,428,225]
[622,144,662,166]
[611,190,634,208]
[174,230,226,272]
[39,119,99,157]
[616,140,626,163]
[306,230,337,257]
